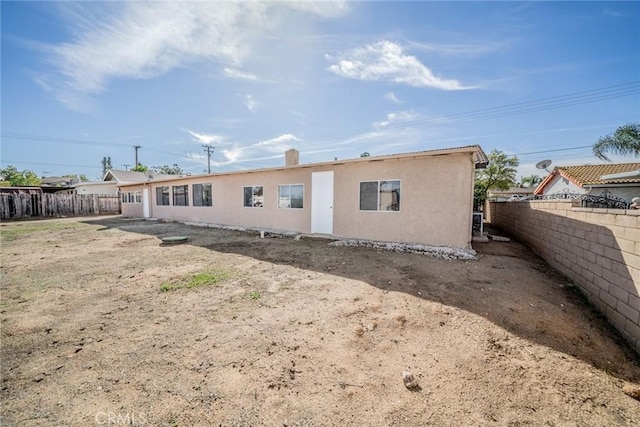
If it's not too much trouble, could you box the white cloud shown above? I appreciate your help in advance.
[254,134,302,153]
[224,67,260,82]
[327,40,474,90]
[244,94,258,113]
[406,40,505,57]
[185,133,303,168]
[373,111,419,128]
[38,1,349,107]
[385,92,401,104]
[184,129,225,145]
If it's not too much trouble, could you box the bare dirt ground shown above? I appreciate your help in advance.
[1,216,639,426]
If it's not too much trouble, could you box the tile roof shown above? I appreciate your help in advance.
[555,163,640,185]
[535,162,640,195]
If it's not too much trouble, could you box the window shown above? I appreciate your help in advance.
[193,183,212,207]
[135,191,141,204]
[121,193,127,203]
[156,186,170,206]
[173,185,189,206]
[359,180,400,211]
[278,184,303,209]
[243,186,264,207]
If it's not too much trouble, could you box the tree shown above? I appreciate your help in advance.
[0,165,42,186]
[519,175,542,188]
[593,123,640,161]
[152,164,184,175]
[101,156,113,175]
[474,150,519,208]
[132,163,148,172]
[360,152,371,158]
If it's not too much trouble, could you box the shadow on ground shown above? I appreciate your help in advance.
[83,216,640,382]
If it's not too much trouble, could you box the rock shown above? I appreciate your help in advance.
[402,371,419,389]
[623,383,640,400]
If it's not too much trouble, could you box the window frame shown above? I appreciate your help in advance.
[156,186,170,206]
[277,184,304,209]
[358,179,401,212]
[192,183,213,207]
[243,185,264,208]
[172,185,189,207]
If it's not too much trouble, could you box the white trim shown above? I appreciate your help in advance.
[243,185,264,208]
[358,179,402,212]
[277,183,304,210]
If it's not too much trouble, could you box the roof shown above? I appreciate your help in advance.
[117,145,488,188]
[103,169,177,183]
[535,162,640,195]
[103,170,147,182]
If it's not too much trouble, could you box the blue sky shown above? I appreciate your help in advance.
[1,1,639,181]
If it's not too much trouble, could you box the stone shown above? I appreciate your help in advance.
[402,371,419,389]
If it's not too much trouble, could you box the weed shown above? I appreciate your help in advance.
[0,221,87,241]
[160,269,229,292]
[248,290,261,300]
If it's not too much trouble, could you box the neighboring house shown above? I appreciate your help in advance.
[488,186,536,201]
[73,181,120,196]
[119,146,488,250]
[65,169,179,196]
[40,176,79,193]
[0,187,43,195]
[534,163,640,203]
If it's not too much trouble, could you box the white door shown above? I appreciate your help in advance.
[142,188,150,218]
[312,171,334,234]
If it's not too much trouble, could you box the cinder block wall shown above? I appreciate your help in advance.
[489,200,640,353]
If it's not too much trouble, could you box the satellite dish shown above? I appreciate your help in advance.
[535,159,552,172]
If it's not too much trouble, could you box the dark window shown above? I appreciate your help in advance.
[193,183,212,207]
[156,186,170,206]
[173,185,189,206]
[243,186,264,207]
[359,180,400,211]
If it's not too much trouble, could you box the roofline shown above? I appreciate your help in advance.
[534,168,587,195]
[600,169,640,180]
[118,145,486,188]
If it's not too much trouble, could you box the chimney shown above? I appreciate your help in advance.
[285,149,299,166]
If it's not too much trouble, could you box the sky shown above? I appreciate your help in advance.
[1,1,639,182]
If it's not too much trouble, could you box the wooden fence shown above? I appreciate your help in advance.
[0,194,121,220]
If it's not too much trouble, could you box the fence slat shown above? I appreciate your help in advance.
[0,193,121,220]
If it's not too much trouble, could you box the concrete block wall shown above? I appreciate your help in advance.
[489,200,640,353]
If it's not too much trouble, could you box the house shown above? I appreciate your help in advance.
[66,169,180,196]
[40,176,79,193]
[118,146,488,249]
[488,186,536,201]
[534,163,640,203]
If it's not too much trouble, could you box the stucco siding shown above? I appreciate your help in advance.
[119,150,477,248]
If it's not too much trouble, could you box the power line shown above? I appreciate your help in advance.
[304,81,640,142]
[0,132,186,158]
[0,160,103,169]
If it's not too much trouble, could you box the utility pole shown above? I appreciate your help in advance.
[203,145,215,174]
[121,164,131,171]
[133,145,141,167]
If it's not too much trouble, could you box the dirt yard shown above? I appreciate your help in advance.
[1,216,639,426]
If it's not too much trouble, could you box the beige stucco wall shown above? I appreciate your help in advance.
[120,151,476,248]
[120,185,144,218]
